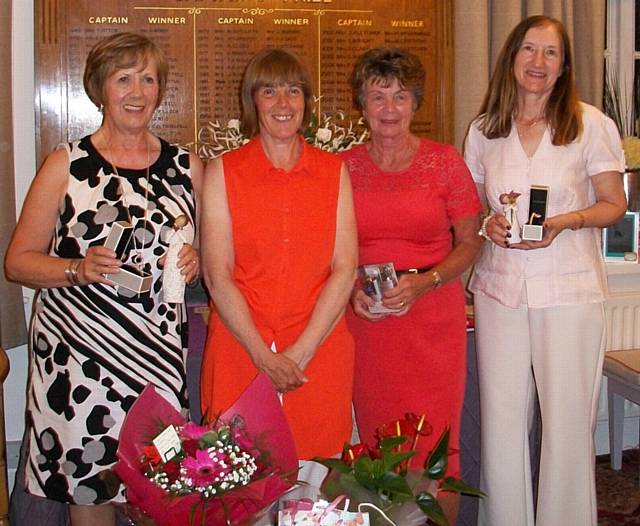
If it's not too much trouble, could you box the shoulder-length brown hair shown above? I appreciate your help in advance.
[83,32,168,110]
[476,15,582,146]
[240,48,314,138]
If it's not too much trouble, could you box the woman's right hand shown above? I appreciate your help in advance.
[78,245,123,285]
[351,288,388,322]
[484,213,512,248]
[255,351,307,393]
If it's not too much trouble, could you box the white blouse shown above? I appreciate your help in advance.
[465,102,625,309]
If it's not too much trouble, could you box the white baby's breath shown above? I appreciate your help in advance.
[190,105,369,159]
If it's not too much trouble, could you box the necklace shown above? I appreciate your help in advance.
[100,130,152,270]
[516,113,546,137]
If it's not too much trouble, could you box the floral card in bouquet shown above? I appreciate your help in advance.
[358,263,399,314]
[114,374,298,526]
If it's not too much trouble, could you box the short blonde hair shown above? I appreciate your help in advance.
[240,48,314,137]
[83,32,168,110]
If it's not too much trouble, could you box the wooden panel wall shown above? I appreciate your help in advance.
[35,0,453,163]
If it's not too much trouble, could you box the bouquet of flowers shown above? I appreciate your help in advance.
[191,102,369,160]
[114,374,298,525]
[314,413,482,526]
[303,104,369,153]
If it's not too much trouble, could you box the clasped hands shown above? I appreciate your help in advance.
[255,343,310,394]
[74,244,200,286]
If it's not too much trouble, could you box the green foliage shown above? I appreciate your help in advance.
[425,428,449,480]
[440,476,485,497]
[415,492,447,526]
[316,423,481,526]
[314,457,352,474]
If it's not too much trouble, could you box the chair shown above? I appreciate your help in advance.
[603,349,640,472]
[0,348,10,525]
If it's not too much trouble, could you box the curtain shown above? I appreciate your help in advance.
[453,0,606,149]
[0,1,27,348]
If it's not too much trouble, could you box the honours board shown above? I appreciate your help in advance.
[35,0,452,162]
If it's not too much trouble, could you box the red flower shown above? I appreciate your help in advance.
[180,422,209,440]
[374,413,433,456]
[163,459,181,482]
[142,445,162,466]
[341,443,368,465]
[232,427,255,452]
[375,418,415,443]
[404,413,433,437]
[182,439,199,458]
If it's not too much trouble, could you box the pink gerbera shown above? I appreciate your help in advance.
[182,450,227,487]
[180,422,209,440]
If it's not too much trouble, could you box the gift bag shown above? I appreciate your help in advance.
[278,496,370,526]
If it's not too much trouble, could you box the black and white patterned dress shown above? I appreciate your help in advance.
[25,135,195,505]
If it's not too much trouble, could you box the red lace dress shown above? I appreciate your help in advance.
[341,140,481,474]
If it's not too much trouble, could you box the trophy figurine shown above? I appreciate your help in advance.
[163,214,190,303]
[522,185,550,241]
[499,191,522,244]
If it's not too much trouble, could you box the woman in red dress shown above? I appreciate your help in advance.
[200,49,357,483]
[342,48,483,523]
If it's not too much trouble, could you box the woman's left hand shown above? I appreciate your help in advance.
[282,342,314,373]
[509,213,573,250]
[380,273,430,315]
[159,244,200,284]
[178,244,200,284]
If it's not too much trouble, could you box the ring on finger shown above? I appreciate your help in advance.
[400,300,405,307]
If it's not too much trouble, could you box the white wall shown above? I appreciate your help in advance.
[7,0,35,490]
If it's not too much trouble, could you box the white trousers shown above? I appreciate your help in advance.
[474,293,605,526]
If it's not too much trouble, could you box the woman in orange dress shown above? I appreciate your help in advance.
[200,49,357,479]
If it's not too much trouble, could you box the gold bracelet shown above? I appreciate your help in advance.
[71,259,83,285]
[432,270,443,289]
[571,211,586,231]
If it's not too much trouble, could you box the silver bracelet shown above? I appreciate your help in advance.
[478,214,492,241]
[65,259,82,286]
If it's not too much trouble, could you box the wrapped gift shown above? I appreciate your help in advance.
[278,496,370,526]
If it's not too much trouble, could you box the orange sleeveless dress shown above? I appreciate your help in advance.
[200,137,354,459]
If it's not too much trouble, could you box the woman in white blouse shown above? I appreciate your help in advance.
[464,15,627,526]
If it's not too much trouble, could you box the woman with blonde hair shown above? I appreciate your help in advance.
[5,32,202,525]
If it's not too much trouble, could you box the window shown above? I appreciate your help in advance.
[605,0,639,136]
